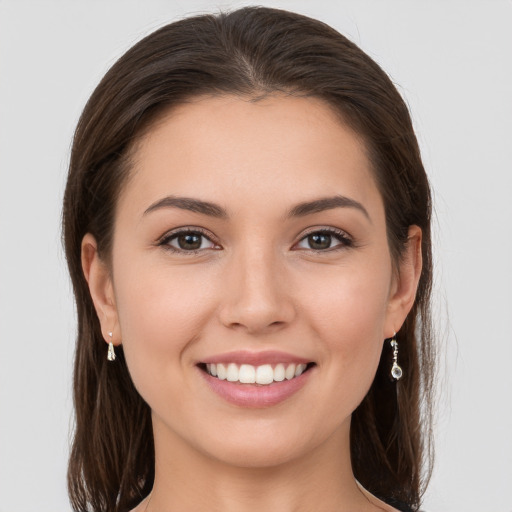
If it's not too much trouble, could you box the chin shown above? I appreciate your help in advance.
[207,439,308,469]
[191,418,334,470]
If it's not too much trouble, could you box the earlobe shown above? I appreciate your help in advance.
[81,233,120,345]
[385,225,422,336]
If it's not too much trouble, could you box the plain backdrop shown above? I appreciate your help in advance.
[0,1,511,511]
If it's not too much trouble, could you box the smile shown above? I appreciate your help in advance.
[198,355,316,408]
[205,362,310,385]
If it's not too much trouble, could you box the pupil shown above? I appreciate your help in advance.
[309,233,331,250]
[179,233,201,250]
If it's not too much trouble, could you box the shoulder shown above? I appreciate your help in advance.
[356,481,414,512]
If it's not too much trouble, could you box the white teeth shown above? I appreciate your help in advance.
[295,363,307,377]
[274,363,285,382]
[217,363,227,380]
[255,364,274,385]
[285,364,296,380]
[239,364,256,383]
[226,363,239,382]
[205,362,310,385]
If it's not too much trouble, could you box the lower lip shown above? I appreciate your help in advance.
[198,366,313,408]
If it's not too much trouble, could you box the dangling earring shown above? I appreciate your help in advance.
[390,333,402,380]
[107,331,116,361]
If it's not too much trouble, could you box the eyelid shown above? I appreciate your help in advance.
[157,226,220,253]
[294,226,354,251]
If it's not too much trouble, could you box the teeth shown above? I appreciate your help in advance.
[285,364,296,380]
[256,364,274,385]
[295,363,307,377]
[205,362,309,385]
[226,363,239,382]
[239,364,256,383]
[274,363,285,382]
[217,363,227,380]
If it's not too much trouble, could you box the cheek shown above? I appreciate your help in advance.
[303,257,391,338]
[301,260,391,400]
[111,261,216,394]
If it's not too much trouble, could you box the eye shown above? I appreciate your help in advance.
[295,228,353,252]
[158,228,219,254]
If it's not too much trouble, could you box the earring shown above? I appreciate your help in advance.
[107,331,116,361]
[390,333,402,380]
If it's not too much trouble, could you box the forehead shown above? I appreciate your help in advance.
[120,94,382,220]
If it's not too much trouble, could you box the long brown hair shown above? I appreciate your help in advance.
[63,7,435,512]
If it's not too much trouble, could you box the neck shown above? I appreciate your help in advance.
[144,415,380,512]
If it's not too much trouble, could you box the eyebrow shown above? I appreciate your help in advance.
[144,196,227,218]
[143,194,370,221]
[286,195,370,221]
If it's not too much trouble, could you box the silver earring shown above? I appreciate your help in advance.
[390,333,402,380]
[107,331,116,361]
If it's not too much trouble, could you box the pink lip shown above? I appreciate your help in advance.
[200,350,312,366]
[197,364,314,408]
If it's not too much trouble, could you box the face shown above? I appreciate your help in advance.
[85,94,417,469]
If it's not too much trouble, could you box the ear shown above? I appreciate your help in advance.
[81,233,120,346]
[385,225,422,337]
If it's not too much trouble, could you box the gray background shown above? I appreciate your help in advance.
[1,1,511,510]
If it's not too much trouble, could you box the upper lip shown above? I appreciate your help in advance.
[199,350,313,366]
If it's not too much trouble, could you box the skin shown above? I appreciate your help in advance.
[82,94,422,512]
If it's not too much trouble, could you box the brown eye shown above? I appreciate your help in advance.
[307,233,332,250]
[295,228,353,252]
[160,229,218,253]
[176,233,203,250]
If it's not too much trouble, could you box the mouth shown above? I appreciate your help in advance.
[196,350,316,407]
[198,362,316,385]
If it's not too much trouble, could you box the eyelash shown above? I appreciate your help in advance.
[296,227,354,252]
[157,227,354,255]
[157,228,218,255]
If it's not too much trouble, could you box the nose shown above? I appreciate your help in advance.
[218,244,296,335]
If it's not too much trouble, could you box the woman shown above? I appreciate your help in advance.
[63,6,435,512]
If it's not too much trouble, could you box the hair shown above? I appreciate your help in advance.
[63,6,435,512]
